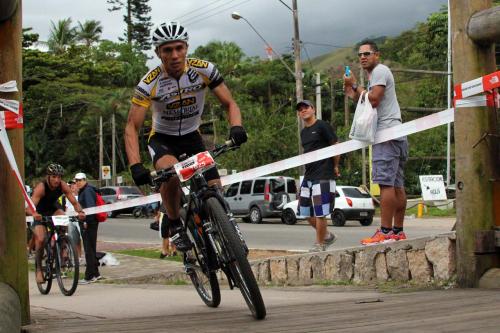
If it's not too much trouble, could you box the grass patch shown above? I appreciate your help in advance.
[405,205,456,217]
[112,248,183,262]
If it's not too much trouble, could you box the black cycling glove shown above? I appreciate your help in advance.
[130,163,152,186]
[229,126,248,146]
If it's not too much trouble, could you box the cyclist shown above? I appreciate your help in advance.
[125,21,247,252]
[27,163,85,283]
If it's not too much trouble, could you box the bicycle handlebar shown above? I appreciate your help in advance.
[150,140,238,183]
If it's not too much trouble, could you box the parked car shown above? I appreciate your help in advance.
[224,176,297,224]
[99,186,144,218]
[280,185,375,226]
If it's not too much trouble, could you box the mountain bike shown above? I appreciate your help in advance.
[30,215,80,296]
[151,142,266,320]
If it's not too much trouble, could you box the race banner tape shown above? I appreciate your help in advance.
[0,114,36,212]
[455,92,499,108]
[70,108,455,217]
[0,80,18,93]
[0,98,20,114]
[454,70,500,100]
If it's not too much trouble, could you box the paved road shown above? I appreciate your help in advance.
[27,280,500,333]
[98,216,455,251]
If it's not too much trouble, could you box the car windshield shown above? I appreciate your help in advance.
[342,187,371,198]
[270,179,285,193]
[120,187,142,195]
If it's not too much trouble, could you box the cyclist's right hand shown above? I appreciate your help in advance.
[130,163,153,186]
[33,212,42,221]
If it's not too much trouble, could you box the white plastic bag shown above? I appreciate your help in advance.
[349,91,378,143]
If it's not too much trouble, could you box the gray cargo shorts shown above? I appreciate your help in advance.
[372,138,408,188]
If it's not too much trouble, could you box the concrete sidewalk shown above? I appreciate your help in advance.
[95,241,186,284]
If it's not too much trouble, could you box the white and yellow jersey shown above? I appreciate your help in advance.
[132,58,224,136]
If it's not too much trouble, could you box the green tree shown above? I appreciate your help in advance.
[22,27,39,48]
[76,20,103,47]
[107,0,153,50]
[46,18,77,54]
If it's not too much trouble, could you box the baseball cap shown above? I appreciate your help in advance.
[296,100,314,110]
[74,172,86,180]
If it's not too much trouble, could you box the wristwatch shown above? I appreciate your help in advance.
[351,83,358,92]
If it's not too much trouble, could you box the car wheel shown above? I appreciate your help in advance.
[360,217,373,226]
[281,208,297,225]
[331,210,346,227]
[249,206,262,224]
[132,207,142,218]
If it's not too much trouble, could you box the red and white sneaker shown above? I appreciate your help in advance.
[388,231,407,242]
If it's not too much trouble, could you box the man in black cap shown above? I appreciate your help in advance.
[296,100,340,252]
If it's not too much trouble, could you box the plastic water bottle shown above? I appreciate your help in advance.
[345,66,351,77]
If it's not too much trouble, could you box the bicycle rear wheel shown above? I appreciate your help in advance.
[55,236,79,296]
[206,197,266,320]
[36,240,53,295]
[185,216,221,307]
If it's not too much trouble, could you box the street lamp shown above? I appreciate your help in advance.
[231,12,295,77]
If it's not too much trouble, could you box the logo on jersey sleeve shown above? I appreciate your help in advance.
[143,66,161,84]
[188,58,209,68]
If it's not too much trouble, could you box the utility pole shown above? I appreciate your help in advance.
[99,116,103,187]
[292,0,305,176]
[0,0,30,325]
[315,73,322,120]
[329,68,336,127]
[451,0,499,287]
[112,112,116,186]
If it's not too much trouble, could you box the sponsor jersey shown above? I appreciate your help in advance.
[131,58,224,136]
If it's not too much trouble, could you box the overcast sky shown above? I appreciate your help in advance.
[23,0,447,66]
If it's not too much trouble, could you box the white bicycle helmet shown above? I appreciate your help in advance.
[152,22,189,47]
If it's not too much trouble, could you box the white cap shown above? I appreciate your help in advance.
[75,172,86,180]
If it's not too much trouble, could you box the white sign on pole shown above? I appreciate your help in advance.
[116,176,123,184]
[419,175,447,201]
[102,165,111,180]
[218,168,228,176]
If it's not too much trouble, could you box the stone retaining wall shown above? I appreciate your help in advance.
[250,233,456,286]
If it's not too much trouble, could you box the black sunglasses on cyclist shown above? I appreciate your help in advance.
[358,51,375,57]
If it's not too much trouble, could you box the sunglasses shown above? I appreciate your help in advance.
[358,51,376,57]
[75,179,84,182]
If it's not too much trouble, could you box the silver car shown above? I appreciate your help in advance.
[224,176,297,224]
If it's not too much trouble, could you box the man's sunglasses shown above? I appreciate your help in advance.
[358,51,376,57]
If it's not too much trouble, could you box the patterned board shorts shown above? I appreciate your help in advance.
[298,179,336,217]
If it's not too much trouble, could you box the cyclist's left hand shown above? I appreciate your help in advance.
[229,126,247,146]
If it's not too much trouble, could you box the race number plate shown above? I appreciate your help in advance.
[174,151,215,182]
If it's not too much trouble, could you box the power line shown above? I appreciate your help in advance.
[173,0,227,21]
[183,0,241,26]
[184,0,253,27]
[302,41,351,49]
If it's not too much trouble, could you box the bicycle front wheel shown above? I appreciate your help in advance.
[55,236,79,296]
[185,215,221,307]
[206,197,266,320]
[36,240,53,295]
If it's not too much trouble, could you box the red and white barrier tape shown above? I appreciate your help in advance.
[454,70,500,100]
[73,108,455,217]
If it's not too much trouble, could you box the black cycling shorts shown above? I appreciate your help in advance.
[148,130,219,182]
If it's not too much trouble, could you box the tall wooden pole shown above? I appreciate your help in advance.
[451,0,499,287]
[0,0,30,323]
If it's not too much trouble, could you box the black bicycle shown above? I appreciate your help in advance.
[151,142,266,320]
[31,215,80,296]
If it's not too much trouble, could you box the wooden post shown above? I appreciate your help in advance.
[451,0,499,287]
[0,0,30,323]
